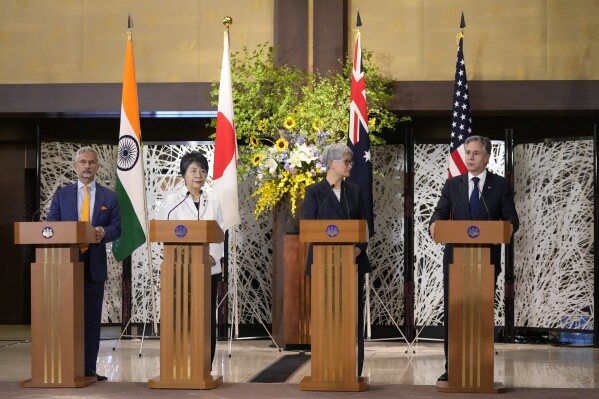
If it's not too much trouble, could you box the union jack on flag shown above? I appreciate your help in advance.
[448,32,472,178]
[346,20,374,237]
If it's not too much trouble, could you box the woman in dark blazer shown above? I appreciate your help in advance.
[303,142,370,376]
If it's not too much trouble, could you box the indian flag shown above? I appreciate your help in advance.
[112,29,147,262]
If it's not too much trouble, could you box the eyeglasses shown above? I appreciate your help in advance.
[335,159,354,166]
[76,160,98,166]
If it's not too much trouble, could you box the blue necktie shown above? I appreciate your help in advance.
[470,177,480,219]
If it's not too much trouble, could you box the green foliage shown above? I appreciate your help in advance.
[209,42,400,217]
[210,42,398,151]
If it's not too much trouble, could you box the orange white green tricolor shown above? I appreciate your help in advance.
[112,32,147,261]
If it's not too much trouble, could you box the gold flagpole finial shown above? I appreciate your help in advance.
[223,16,233,29]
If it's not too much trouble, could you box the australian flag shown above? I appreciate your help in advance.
[448,17,473,178]
[346,16,374,238]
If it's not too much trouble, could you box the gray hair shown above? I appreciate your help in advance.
[465,135,492,155]
[73,146,99,163]
[322,143,353,170]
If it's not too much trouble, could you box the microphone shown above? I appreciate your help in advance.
[480,191,491,221]
[342,183,350,220]
[31,183,69,221]
[317,184,336,219]
[197,190,203,220]
[167,191,190,220]
[450,179,464,220]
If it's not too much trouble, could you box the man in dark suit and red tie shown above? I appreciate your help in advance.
[47,146,121,382]
[429,135,519,382]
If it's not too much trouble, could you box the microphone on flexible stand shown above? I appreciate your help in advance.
[342,183,351,220]
[197,190,203,220]
[167,191,190,220]
[32,183,70,221]
[450,179,464,220]
[480,190,491,221]
[317,184,336,219]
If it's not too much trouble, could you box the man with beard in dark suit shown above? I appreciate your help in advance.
[47,146,121,381]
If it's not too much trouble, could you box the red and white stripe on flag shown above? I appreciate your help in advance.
[447,34,472,178]
[348,31,368,145]
[213,30,240,230]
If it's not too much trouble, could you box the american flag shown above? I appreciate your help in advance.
[448,31,472,178]
[346,15,374,237]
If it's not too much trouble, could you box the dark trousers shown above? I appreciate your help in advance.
[357,271,365,377]
[81,252,105,374]
[211,273,221,365]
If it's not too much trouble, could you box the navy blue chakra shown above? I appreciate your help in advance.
[42,227,54,239]
[467,225,480,238]
[326,224,339,238]
[175,225,188,238]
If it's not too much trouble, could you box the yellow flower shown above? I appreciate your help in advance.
[369,117,377,128]
[258,119,267,132]
[275,138,288,152]
[249,135,260,147]
[342,120,349,132]
[283,116,296,130]
[312,118,323,131]
[252,154,263,165]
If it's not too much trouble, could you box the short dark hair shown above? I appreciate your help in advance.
[180,151,209,176]
[465,135,492,155]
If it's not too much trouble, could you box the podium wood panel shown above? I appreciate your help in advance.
[299,220,368,392]
[434,221,510,394]
[148,220,223,390]
[14,222,97,388]
[283,234,310,346]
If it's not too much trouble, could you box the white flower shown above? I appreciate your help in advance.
[288,143,316,168]
[264,157,278,175]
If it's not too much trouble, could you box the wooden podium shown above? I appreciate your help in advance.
[14,221,98,388]
[434,220,512,394]
[147,220,224,390]
[299,220,368,392]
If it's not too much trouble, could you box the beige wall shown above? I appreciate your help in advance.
[350,0,599,80]
[1,1,598,84]
[0,0,274,84]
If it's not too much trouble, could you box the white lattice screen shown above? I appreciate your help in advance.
[514,140,594,329]
[39,140,594,333]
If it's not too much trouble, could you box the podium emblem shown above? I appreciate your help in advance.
[174,225,188,238]
[467,225,480,238]
[325,224,339,238]
[41,227,54,239]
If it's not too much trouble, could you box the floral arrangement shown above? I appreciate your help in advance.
[211,43,400,218]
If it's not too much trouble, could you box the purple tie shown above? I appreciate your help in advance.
[470,177,480,219]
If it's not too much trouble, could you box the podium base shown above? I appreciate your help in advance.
[21,376,97,388]
[148,375,223,390]
[436,381,505,393]
[300,376,368,392]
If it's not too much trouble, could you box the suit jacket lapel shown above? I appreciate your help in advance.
[69,183,79,221]
[316,179,345,218]
[458,174,470,219]
[476,171,493,220]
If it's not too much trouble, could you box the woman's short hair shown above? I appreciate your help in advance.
[322,143,353,170]
[180,151,209,176]
[465,135,492,155]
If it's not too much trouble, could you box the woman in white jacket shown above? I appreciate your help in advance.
[159,151,224,366]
